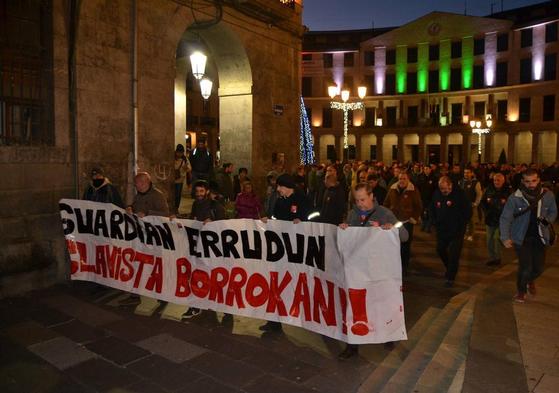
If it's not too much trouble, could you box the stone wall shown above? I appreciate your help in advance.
[0,0,303,295]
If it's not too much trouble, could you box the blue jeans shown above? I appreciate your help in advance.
[486,225,502,260]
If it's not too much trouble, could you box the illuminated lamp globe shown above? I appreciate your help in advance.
[341,89,350,102]
[190,51,207,80]
[357,85,367,99]
[328,85,338,99]
[200,77,213,100]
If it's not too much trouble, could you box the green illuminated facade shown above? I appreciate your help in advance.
[396,46,407,93]
[417,43,428,93]
[462,36,474,89]
[439,40,451,91]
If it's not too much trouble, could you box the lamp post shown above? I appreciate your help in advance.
[469,114,492,162]
[329,84,366,161]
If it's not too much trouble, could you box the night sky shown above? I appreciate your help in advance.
[303,0,550,31]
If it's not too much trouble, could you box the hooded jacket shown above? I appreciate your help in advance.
[83,178,124,208]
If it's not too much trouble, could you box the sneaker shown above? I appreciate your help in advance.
[513,293,526,303]
[182,308,201,319]
[338,344,358,360]
[527,282,537,296]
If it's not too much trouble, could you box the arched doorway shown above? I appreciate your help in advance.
[175,24,253,171]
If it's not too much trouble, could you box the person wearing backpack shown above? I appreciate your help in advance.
[500,169,557,303]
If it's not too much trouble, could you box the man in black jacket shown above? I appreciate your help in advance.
[83,167,124,208]
[430,176,472,287]
[319,174,347,225]
[189,139,213,197]
[259,173,310,333]
[480,173,511,266]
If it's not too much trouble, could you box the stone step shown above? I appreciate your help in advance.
[411,297,475,393]
[357,307,442,393]
[379,297,468,393]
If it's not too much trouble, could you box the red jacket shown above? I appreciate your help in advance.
[235,192,263,219]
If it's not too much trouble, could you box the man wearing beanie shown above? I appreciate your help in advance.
[272,173,311,223]
[259,173,311,333]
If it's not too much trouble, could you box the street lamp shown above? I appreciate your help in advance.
[190,51,213,100]
[469,114,492,162]
[329,84,366,159]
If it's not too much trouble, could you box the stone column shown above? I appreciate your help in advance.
[507,132,517,164]
[440,133,449,164]
[376,134,384,163]
[355,133,362,161]
[461,132,472,164]
[484,132,493,163]
[313,132,321,163]
[397,133,405,162]
[556,131,559,162]
[531,131,540,164]
[418,134,426,164]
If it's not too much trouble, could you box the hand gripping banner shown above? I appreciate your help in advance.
[59,199,407,344]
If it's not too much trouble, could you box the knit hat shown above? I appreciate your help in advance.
[276,173,295,189]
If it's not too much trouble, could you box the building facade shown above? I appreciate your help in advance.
[0,0,303,295]
[302,1,559,165]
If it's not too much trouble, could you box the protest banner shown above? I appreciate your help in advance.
[59,199,407,344]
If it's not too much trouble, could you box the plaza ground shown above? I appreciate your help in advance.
[1,209,558,393]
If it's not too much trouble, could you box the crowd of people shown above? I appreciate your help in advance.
[82,139,558,359]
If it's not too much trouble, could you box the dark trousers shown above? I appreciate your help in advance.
[174,182,183,212]
[436,232,465,281]
[421,208,432,232]
[400,223,414,272]
[514,237,546,294]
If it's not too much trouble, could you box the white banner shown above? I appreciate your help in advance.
[59,199,407,344]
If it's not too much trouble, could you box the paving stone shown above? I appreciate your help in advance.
[186,351,265,388]
[243,347,321,383]
[1,320,60,346]
[85,336,151,366]
[135,333,208,363]
[103,318,161,342]
[176,376,244,393]
[66,358,139,391]
[28,336,97,370]
[52,319,108,344]
[244,374,316,393]
[127,354,204,391]
[30,305,75,327]
[109,380,169,393]
[42,294,122,327]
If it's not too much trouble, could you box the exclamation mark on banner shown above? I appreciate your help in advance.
[338,288,348,334]
[348,288,371,336]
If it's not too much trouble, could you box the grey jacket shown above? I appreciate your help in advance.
[346,205,409,242]
[500,189,557,246]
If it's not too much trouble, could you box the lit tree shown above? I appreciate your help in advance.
[300,97,315,165]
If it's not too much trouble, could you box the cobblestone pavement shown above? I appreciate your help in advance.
[1,217,558,393]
